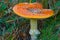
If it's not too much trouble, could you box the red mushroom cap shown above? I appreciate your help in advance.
[13,3,54,19]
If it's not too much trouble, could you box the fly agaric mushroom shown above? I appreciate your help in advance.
[13,3,54,40]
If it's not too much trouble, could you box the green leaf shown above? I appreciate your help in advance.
[9,0,12,3]
[32,0,36,3]
[55,0,60,9]
[0,2,7,11]
[55,1,60,7]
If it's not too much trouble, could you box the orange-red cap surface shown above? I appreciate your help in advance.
[13,3,54,19]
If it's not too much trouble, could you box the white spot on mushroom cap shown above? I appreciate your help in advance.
[28,8,42,14]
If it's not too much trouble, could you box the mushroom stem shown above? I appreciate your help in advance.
[29,19,40,40]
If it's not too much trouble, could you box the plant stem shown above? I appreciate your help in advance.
[30,0,32,3]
